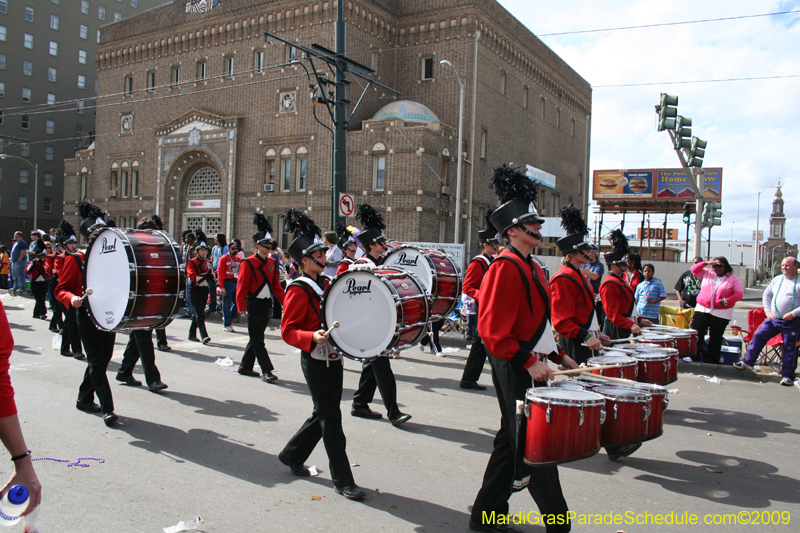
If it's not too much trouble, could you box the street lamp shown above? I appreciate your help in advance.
[0,154,39,230]
[439,59,464,244]
[754,185,777,271]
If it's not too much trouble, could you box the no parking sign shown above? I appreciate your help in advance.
[338,193,355,218]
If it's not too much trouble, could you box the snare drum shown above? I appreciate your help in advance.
[593,387,650,446]
[321,267,429,360]
[575,374,612,389]
[612,342,662,353]
[645,327,693,357]
[524,388,606,466]
[646,347,680,383]
[587,354,639,380]
[382,245,462,320]
[625,383,668,441]
[84,227,184,331]
[550,380,590,391]
[640,334,678,351]
[634,352,671,385]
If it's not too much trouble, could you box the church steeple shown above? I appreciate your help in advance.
[770,182,785,240]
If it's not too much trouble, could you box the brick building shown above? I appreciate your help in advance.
[64,0,592,256]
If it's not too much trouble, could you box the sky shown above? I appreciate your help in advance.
[497,0,800,251]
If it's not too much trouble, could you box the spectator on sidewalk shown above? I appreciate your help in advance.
[691,257,744,364]
[10,233,28,296]
[675,257,704,309]
[634,264,667,324]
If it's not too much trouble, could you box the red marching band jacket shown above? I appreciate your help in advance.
[25,259,49,282]
[235,254,285,312]
[186,256,212,286]
[478,248,561,370]
[599,273,636,330]
[551,263,596,340]
[336,257,355,276]
[55,253,85,309]
[462,254,492,302]
[44,253,57,278]
[281,276,331,354]
[54,254,65,277]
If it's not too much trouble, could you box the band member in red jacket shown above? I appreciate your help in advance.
[25,240,49,320]
[236,213,285,383]
[334,221,358,276]
[470,165,577,533]
[57,201,118,427]
[278,208,365,501]
[459,210,500,391]
[186,241,213,344]
[53,221,84,359]
[551,205,611,365]
[217,241,242,331]
[599,230,652,340]
[46,241,64,333]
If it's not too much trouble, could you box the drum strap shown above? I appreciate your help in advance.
[470,254,491,275]
[553,268,595,331]
[606,275,635,317]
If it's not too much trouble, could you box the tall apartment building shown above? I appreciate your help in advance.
[63,0,592,257]
[0,0,163,243]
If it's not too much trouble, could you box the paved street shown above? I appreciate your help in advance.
[2,292,798,532]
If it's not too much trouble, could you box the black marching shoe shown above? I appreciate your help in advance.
[187,336,201,342]
[61,351,73,357]
[278,451,310,477]
[469,519,524,533]
[334,485,366,501]
[76,401,102,413]
[49,326,60,333]
[202,337,211,344]
[390,413,412,427]
[261,372,278,383]
[351,407,383,419]
[103,412,119,427]
[237,367,260,377]
[72,353,86,360]
[116,375,142,387]
[157,344,172,352]
[460,380,487,391]
[148,381,169,392]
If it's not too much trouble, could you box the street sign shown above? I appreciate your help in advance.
[753,230,764,241]
[338,193,355,217]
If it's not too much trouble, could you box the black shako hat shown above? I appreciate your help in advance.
[555,204,591,256]
[488,164,545,237]
[355,203,387,247]
[284,208,326,263]
[335,221,356,250]
[604,229,630,266]
[252,212,275,246]
[76,201,108,238]
[55,219,77,245]
[477,208,500,243]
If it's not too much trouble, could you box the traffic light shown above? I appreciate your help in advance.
[687,137,707,167]
[674,116,692,149]
[657,93,678,131]
[682,202,692,224]
[702,201,722,228]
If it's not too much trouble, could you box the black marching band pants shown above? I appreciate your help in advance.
[31,280,48,318]
[189,284,210,340]
[76,308,116,414]
[462,332,488,383]
[61,306,83,356]
[352,357,400,419]
[240,295,274,373]
[48,277,63,331]
[118,330,163,386]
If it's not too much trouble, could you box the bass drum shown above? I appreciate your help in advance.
[381,245,462,320]
[322,267,430,361]
[84,227,184,331]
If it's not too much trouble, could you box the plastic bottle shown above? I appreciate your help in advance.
[0,485,29,526]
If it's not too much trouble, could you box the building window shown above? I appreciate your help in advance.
[20,170,29,184]
[44,172,53,187]
[124,76,133,95]
[523,86,528,109]
[373,155,386,190]
[43,198,52,213]
[131,168,139,196]
[0,110,3,125]
[225,56,234,78]
[25,6,34,22]
[81,0,89,14]
[296,156,307,191]
[48,67,57,82]
[46,120,55,134]
[196,61,206,81]
[0,26,5,41]
[121,170,128,197]
[97,30,100,43]
[76,124,83,135]
[285,45,298,62]
[571,118,575,137]
[480,129,487,159]
[0,1,5,14]
[49,41,58,56]
[421,57,434,80]
[77,75,86,89]
[50,15,59,30]
[0,82,4,97]
[541,97,546,119]
[80,25,88,39]
[371,51,378,72]
[0,54,6,70]
[79,50,87,64]
[266,159,276,183]
[186,166,222,196]
[254,51,264,74]
[147,71,156,91]
[110,168,118,191]
[441,156,449,187]
[45,146,54,161]
[77,100,85,114]
[22,88,31,103]
[114,11,121,22]
[500,71,506,95]
[281,159,292,192]
[47,93,55,106]
[98,6,105,19]
[20,143,29,157]
[439,219,447,243]
[555,108,560,128]
[24,33,34,49]
[131,0,137,6]
[171,66,180,87]
[18,196,28,212]
[21,115,30,130]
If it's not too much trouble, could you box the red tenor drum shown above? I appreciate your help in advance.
[645,326,695,358]
[588,354,639,381]
[612,342,661,353]
[576,374,612,389]
[634,352,672,385]
[84,227,183,331]
[381,245,462,320]
[593,387,650,447]
[640,334,678,351]
[322,267,429,361]
[550,380,591,391]
[646,347,679,384]
[686,328,698,357]
[625,383,668,441]
[524,388,606,466]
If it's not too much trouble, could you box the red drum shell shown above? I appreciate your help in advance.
[524,388,606,466]
[594,387,650,446]
[625,383,668,441]
[641,334,678,351]
[588,354,639,381]
[645,347,680,384]
[686,328,698,357]
[634,351,672,385]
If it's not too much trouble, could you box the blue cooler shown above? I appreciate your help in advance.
[721,335,743,365]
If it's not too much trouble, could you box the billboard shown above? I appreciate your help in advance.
[655,168,722,200]
[592,170,654,200]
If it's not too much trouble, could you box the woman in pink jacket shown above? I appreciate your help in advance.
[690,256,744,364]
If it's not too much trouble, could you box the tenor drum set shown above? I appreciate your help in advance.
[321,245,461,361]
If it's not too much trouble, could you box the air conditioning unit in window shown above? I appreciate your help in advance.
[441,185,451,195]
[109,190,117,197]
[263,183,275,192]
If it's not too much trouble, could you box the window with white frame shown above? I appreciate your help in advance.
[45,146,54,161]
[44,172,53,187]
[0,25,5,41]
[0,1,6,14]
[24,6,34,22]
[131,0,137,6]
[49,41,58,56]
[20,144,29,157]
[171,66,180,87]
[77,100,85,114]
[50,15,59,30]
[296,150,308,191]
[80,25,88,39]
[22,88,31,103]
[81,172,88,199]
[124,76,133,95]
[254,51,264,73]
[47,93,55,106]
[24,33,33,49]
[0,55,6,70]
[98,6,105,19]
[373,155,386,190]
[280,148,292,191]
[21,115,30,129]
[81,0,89,14]
[131,164,139,196]
[196,61,206,81]
[43,198,52,213]
[97,30,100,43]
[48,67,57,82]
[19,196,28,212]
[79,50,87,64]
[0,82,4,97]
[46,120,55,134]
[114,11,121,22]
[421,57,434,80]
[77,75,86,89]
[225,56,234,78]
[121,169,129,197]
[20,169,29,184]
[285,45,298,62]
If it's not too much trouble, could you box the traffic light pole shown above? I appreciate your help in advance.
[332,0,347,229]
[667,129,705,259]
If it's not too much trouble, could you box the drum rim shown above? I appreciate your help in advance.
[633,352,671,361]
[526,388,606,406]
[84,227,133,332]
[627,383,668,396]
[593,386,651,401]
[587,355,637,365]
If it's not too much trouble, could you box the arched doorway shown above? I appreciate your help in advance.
[183,165,222,236]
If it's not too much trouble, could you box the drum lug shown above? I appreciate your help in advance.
[599,407,606,425]
[664,360,669,373]
[663,397,669,410]
[578,406,584,427]
[613,403,618,421]
[634,364,638,378]
[523,401,531,419]
[643,398,651,421]
[545,404,552,424]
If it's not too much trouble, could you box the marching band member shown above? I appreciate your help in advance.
[46,241,64,333]
[334,222,358,276]
[53,221,84,359]
[469,165,577,533]
[218,240,242,332]
[551,205,611,365]
[349,204,411,427]
[277,208,365,501]
[57,201,118,426]
[25,240,49,320]
[186,239,213,344]
[149,214,171,352]
[599,230,652,340]
[459,210,500,391]
[235,214,285,383]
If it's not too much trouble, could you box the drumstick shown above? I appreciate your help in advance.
[584,373,639,386]
[553,364,621,376]
[608,336,644,344]
[324,321,340,336]
[79,288,94,302]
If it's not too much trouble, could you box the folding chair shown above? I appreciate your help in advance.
[734,308,783,372]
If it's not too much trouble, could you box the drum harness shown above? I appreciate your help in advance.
[290,275,338,366]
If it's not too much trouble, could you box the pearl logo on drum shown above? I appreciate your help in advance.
[104,311,115,325]
[98,237,118,255]
[393,252,418,267]
[343,278,372,295]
